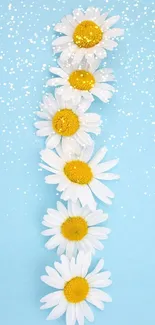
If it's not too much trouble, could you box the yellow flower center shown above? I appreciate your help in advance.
[64,277,89,303]
[61,216,88,241]
[68,70,95,91]
[73,20,103,48]
[64,160,93,185]
[52,109,80,136]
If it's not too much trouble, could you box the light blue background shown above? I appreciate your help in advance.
[0,0,155,324]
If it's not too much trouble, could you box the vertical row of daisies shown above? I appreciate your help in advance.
[35,7,124,325]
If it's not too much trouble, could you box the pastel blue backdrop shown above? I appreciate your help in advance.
[0,0,155,324]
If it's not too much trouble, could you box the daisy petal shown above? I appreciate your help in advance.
[96,172,120,180]
[59,47,74,61]
[57,241,67,255]
[76,303,84,325]
[73,9,85,23]
[35,121,51,129]
[45,174,61,184]
[95,47,107,59]
[81,301,94,322]
[71,200,82,215]
[41,228,59,236]
[46,297,68,320]
[86,211,108,225]
[72,49,85,65]
[66,304,76,325]
[91,279,112,288]
[78,99,91,113]
[89,58,101,73]
[66,241,75,259]
[52,36,71,46]
[41,274,64,289]
[89,226,110,235]
[89,288,112,302]
[87,259,104,278]
[102,39,118,50]
[36,127,51,136]
[54,22,73,35]
[77,185,97,210]
[82,91,94,102]
[39,163,58,174]
[97,12,109,26]
[60,255,72,278]
[81,253,91,277]
[95,158,119,173]
[103,15,120,29]
[40,149,62,169]
[57,201,68,218]
[91,87,112,103]
[79,144,94,162]
[46,134,60,149]
[86,295,104,310]
[49,67,68,78]
[89,147,107,166]
[35,111,50,120]
[45,234,63,250]
[47,78,67,87]
[54,261,71,281]
[105,27,124,38]
[85,7,101,20]
[40,290,62,303]
[45,266,62,278]
[89,178,114,203]
[82,113,101,125]
[86,234,104,250]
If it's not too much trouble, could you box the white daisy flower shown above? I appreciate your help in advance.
[34,92,101,150]
[42,200,110,258]
[40,144,119,210]
[41,251,112,323]
[47,59,115,104]
[52,7,124,64]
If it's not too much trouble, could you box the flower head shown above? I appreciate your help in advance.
[42,200,110,258]
[40,144,120,210]
[47,59,115,104]
[35,92,101,149]
[41,252,112,323]
[53,7,124,64]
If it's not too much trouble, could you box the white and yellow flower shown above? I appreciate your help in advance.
[47,59,115,103]
[53,7,124,64]
[41,252,112,323]
[35,92,101,149]
[40,144,119,210]
[42,200,110,258]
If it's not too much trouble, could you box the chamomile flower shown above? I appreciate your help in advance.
[52,7,124,64]
[47,59,115,103]
[41,252,112,323]
[35,92,101,150]
[42,200,110,258]
[40,144,119,210]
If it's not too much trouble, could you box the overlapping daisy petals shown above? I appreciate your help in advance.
[41,252,112,324]
[40,144,119,210]
[47,59,115,103]
[53,6,124,64]
[42,200,110,258]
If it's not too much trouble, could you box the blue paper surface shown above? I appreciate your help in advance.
[0,0,155,324]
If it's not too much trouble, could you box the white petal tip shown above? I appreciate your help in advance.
[40,149,45,156]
